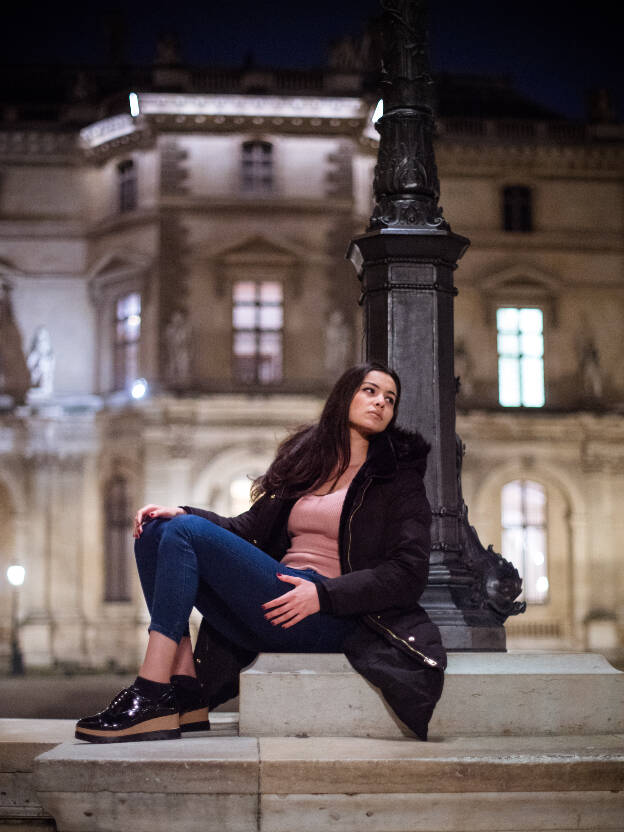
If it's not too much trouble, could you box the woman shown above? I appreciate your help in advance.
[75,362,446,743]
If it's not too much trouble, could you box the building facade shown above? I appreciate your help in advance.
[1,62,623,669]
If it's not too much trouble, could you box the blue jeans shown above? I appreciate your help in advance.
[134,514,354,653]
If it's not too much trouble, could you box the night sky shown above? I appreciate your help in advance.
[1,0,621,121]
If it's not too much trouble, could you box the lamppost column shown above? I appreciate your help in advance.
[348,0,525,649]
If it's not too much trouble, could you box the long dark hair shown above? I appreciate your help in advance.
[251,361,401,500]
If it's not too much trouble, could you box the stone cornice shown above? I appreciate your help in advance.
[0,130,77,163]
[436,141,624,176]
[457,410,624,444]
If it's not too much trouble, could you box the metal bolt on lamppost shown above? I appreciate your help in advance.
[6,565,25,676]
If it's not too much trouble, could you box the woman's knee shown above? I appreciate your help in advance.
[134,516,168,558]
[160,512,217,541]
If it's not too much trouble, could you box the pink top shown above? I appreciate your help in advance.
[281,485,349,579]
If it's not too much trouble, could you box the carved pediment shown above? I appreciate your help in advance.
[215,235,301,267]
[88,250,151,279]
[480,264,562,326]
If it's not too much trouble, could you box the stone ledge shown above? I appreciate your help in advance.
[0,719,75,773]
[1,719,75,824]
[260,791,624,832]
[0,720,621,832]
[239,652,624,738]
[35,737,259,794]
[257,734,624,794]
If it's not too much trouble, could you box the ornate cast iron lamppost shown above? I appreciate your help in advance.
[347,0,525,650]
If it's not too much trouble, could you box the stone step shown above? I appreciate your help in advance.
[31,733,624,832]
[0,714,238,824]
[0,718,74,824]
[239,651,624,738]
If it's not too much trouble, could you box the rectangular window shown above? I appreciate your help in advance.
[113,292,141,392]
[241,141,273,194]
[118,159,137,213]
[503,185,532,232]
[501,480,548,604]
[497,307,545,407]
[233,281,283,384]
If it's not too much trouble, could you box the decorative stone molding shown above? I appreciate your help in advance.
[478,262,563,326]
[0,130,76,160]
[436,140,624,175]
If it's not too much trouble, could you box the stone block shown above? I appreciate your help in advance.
[34,737,260,832]
[0,719,74,822]
[35,737,259,794]
[258,734,624,795]
[260,791,624,832]
[39,792,258,832]
[239,652,624,738]
[0,719,75,772]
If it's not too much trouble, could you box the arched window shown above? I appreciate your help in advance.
[104,475,132,602]
[113,291,141,392]
[241,141,273,193]
[501,479,548,604]
[502,185,532,232]
[117,159,137,213]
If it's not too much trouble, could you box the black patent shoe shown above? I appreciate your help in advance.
[75,684,180,743]
[171,676,211,735]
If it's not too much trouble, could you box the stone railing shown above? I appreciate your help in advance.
[0,130,76,158]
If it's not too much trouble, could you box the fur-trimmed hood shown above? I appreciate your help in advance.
[367,426,431,479]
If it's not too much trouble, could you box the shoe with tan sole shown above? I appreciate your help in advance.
[75,683,180,743]
[171,675,211,735]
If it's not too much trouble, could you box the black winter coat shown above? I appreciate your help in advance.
[186,426,446,740]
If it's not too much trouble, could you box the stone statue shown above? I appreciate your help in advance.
[27,326,55,400]
[155,32,182,66]
[325,309,351,379]
[164,310,192,389]
[0,281,30,405]
[580,339,603,402]
[328,35,362,72]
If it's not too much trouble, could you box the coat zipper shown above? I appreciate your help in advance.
[345,478,439,670]
[345,480,370,574]
[366,614,439,667]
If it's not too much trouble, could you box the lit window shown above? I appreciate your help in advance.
[104,475,132,602]
[241,141,273,193]
[497,307,545,407]
[503,185,532,232]
[233,281,283,384]
[501,480,548,604]
[118,159,137,212]
[114,292,141,392]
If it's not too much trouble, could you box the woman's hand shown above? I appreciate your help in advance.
[262,574,321,628]
[133,504,185,538]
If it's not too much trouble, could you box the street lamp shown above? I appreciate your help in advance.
[6,565,25,675]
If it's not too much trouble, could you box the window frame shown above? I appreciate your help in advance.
[241,140,274,195]
[501,479,549,605]
[231,279,283,386]
[496,305,545,408]
[112,291,141,393]
[117,158,137,213]
[502,185,533,233]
